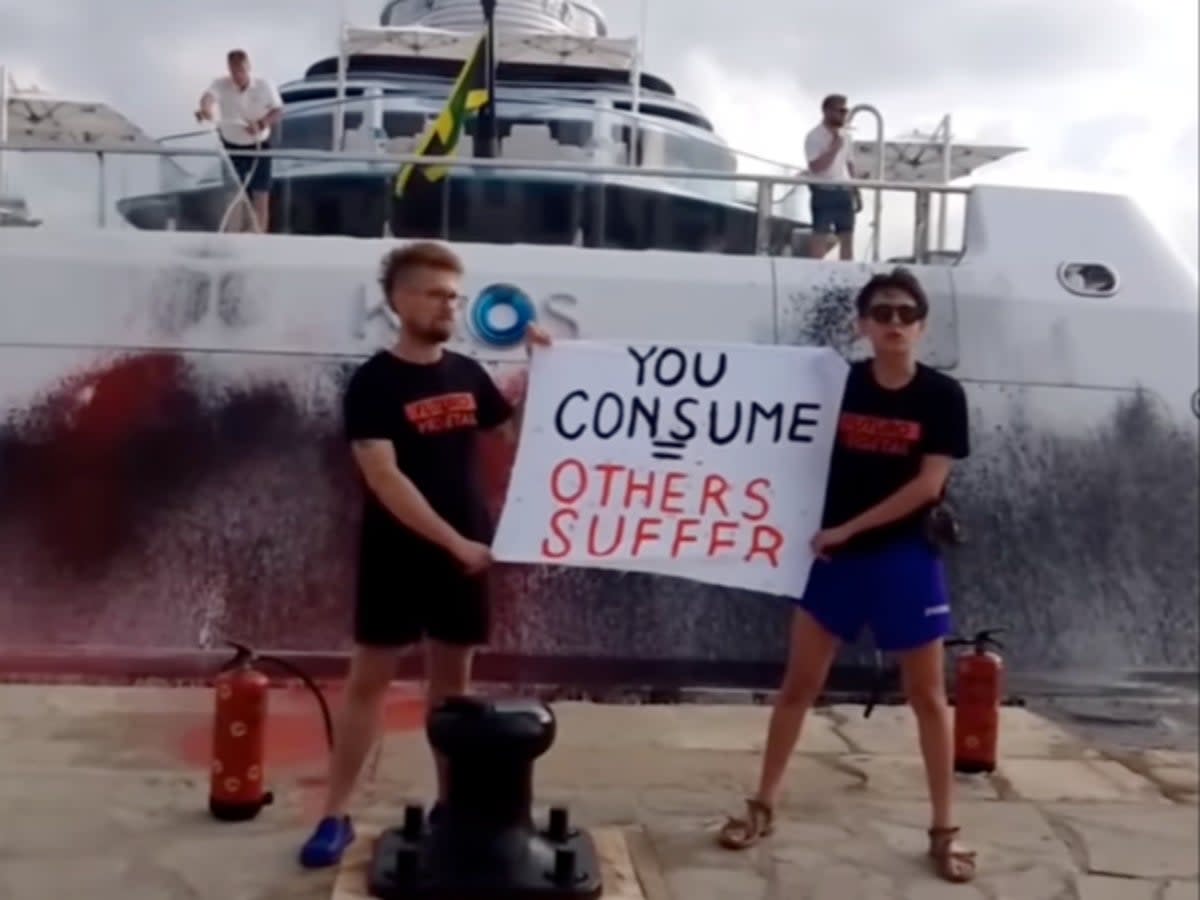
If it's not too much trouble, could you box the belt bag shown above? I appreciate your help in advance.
[923,501,966,549]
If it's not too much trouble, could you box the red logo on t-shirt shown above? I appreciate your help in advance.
[404,392,478,435]
[838,412,922,455]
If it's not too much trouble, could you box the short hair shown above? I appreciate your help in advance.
[853,267,930,318]
[227,49,249,65]
[821,93,847,113]
[378,241,464,296]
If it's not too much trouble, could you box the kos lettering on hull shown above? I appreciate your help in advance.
[468,284,536,347]
[354,284,580,343]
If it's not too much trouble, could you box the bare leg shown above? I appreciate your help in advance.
[718,610,840,849]
[424,639,474,803]
[237,197,253,233]
[808,232,834,259]
[754,609,840,808]
[899,639,954,827]
[251,191,269,234]
[225,193,252,233]
[900,638,975,881]
[320,645,396,817]
[217,191,237,233]
[837,231,855,261]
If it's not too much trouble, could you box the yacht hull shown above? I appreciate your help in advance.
[1,185,1196,689]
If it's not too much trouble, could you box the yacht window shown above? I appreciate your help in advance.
[614,122,735,172]
[662,132,737,173]
[382,111,428,139]
[612,100,712,131]
[277,112,363,151]
[496,117,545,140]
[282,87,365,104]
[449,116,593,150]
[548,119,591,148]
[1056,262,1119,297]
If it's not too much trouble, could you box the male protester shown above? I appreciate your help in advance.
[299,241,550,869]
[194,49,283,234]
[804,93,860,260]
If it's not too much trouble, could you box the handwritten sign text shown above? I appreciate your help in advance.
[492,341,849,596]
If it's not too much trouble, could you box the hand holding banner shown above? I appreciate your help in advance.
[492,341,849,597]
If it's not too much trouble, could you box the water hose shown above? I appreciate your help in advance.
[198,117,264,234]
[219,639,334,751]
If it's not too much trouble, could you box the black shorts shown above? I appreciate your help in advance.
[810,185,855,235]
[353,544,490,648]
[222,140,273,194]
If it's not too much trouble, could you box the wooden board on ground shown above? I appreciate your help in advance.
[332,825,658,900]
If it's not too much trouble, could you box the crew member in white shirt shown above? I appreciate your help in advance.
[804,94,860,260]
[195,49,283,234]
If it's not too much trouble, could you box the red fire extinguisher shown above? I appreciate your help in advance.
[209,640,333,822]
[947,629,1005,774]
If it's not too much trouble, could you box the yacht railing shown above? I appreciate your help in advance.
[847,104,885,263]
[158,92,804,209]
[0,141,969,260]
[379,0,606,35]
[143,91,962,258]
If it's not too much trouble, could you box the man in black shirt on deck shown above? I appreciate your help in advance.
[300,241,549,869]
[718,268,977,884]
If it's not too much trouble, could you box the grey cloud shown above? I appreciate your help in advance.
[1172,124,1198,178]
[619,0,1157,101]
[0,4,71,34]
[1,0,1194,265]
[967,119,1022,145]
[0,0,351,135]
[0,0,1166,137]
[1054,113,1151,170]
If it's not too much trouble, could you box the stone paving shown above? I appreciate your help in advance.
[0,684,1195,899]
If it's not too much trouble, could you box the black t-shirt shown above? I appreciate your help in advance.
[343,350,514,555]
[821,360,969,551]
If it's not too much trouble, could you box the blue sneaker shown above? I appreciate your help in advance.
[299,815,356,869]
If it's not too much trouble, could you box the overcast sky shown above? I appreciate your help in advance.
[2,0,1196,268]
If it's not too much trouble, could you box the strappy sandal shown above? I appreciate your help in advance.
[928,826,977,883]
[716,798,775,850]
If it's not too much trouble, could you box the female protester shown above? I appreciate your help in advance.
[716,268,976,884]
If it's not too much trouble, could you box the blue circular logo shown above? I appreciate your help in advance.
[469,283,536,347]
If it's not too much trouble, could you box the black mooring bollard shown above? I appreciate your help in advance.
[366,696,604,900]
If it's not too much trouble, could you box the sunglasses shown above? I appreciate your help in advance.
[865,304,924,325]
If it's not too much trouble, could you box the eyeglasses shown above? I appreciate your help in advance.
[418,287,465,303]
[865,304,924,325]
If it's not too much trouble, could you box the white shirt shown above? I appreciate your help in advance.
[206,75,283,146]
[804,124,852,183]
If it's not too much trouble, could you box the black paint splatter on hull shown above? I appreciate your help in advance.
[0,349,1195,682]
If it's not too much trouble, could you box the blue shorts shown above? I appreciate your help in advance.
[810,185,855,235]
[797,535,953,652]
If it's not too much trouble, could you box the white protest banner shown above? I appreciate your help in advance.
[491,341,850,597]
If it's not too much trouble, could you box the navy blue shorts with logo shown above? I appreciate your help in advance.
[797,534,953,652]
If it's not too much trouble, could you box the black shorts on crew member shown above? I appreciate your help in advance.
[222,140,273,194]
[354,551,490,648]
